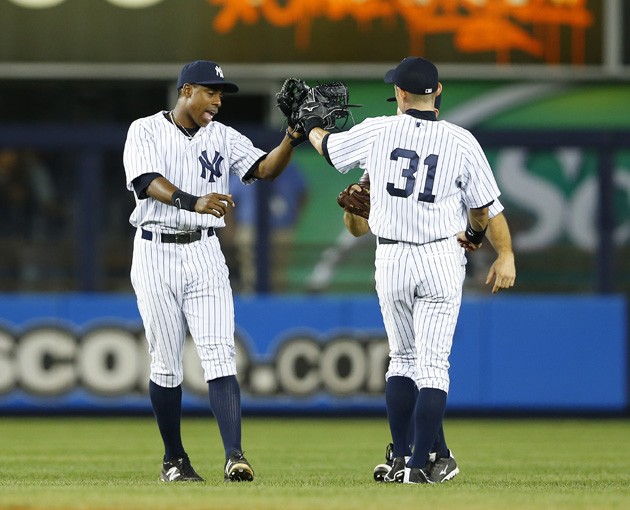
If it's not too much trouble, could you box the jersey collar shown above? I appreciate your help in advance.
[404,109,437,121]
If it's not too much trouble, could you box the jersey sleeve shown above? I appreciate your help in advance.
[488,197,504,218]
[225,126,266,184]
[324,118,382,174]
[123,119,164,192]
[460,133,501,209]
[131,172,162,199]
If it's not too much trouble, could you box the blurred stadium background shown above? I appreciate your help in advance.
[0,0,627,417]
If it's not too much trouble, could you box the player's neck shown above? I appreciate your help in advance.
[169,110,200,139]
[170,109,198,130]
[403,109,437,121]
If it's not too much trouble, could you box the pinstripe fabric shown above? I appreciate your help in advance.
[124,111,262,387]
[327,115,500,244]
[376,237,465,392]
[359,169,504,224]
[130,231,236,386]
[123,111,262,232]
[327,111,500,393]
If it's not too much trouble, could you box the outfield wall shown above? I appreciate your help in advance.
[0,294,626,415]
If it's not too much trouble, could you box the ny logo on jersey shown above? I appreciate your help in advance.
[199,150,224,182]
[215,65,224,78]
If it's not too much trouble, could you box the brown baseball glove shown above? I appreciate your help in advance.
[337,181,370,219]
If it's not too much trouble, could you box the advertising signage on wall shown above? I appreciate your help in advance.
[0,294,626,414]
[0,0,606,67]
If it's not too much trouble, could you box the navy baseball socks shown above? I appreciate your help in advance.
[149,381,186,461]
[385,376,417,458]
[208,375,254,482]
[150,381,204,482]
[399,387,448,484]
[432,424,450,460]
[379,376,417,482]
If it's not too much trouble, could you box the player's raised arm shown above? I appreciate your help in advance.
[307,125,329,156]
[250,78,320,181]
[251,129,296,181]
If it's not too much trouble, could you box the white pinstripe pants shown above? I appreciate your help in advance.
[375,237,466,393]
[130,229,237,387]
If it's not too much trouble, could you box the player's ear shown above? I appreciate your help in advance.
[437,82,443,95]
[397,87,409,103]
[182,83,194,98]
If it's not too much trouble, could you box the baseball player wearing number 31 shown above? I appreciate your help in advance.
[302,57,503,484]
[123,60,299,483]
[344,94,515,483]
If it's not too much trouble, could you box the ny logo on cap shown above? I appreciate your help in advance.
[215,65,224,78]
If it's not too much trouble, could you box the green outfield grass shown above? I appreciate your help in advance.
[0,416,628,510]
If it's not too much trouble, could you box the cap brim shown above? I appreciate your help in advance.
[196,81,239,93]
[384,67,396,101]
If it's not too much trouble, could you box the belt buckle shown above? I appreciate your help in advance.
[174,232,192,244]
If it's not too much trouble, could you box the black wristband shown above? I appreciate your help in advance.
[171,190,199,212]
[464,221,488,244]
[303,116,324,136]
[286,128,307,147]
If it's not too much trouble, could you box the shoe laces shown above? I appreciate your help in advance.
[230,451,247,462]
[177,456,196,476]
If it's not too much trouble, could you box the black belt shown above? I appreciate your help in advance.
[141,228,215,244]
[378,236,447,246]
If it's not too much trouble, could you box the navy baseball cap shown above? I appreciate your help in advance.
[384,57,438,99]
[177,60,239,92]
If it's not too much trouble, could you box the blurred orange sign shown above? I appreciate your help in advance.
[209,0,593,64]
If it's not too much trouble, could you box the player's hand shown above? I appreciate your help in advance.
[195,193,235,218]
[456,231,482,251]
[485,253,516,293]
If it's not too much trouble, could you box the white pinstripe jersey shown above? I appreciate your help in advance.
[326,111,500,244]
[123,111,264,232]
[359,169,504,222]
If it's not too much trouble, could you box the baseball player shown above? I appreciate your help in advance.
[123,60,298,483]
[340,94,515,482]
[298,57,502,484]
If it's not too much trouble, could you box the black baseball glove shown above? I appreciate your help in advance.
[276,77,311,146]
[276,78,311,129]
[337,181,370,220]
[295,81,360,135]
